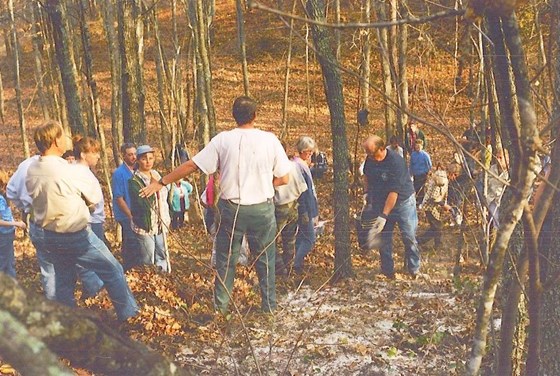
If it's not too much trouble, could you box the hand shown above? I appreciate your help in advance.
[418,204,423,210]
[366,216,387,250]
[140,177,163,198]
[301,213,310,224]
[14,220,27,230]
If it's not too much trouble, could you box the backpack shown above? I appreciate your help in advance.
[311,151,328,178]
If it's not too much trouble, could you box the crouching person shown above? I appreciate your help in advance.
[26,121,138,321]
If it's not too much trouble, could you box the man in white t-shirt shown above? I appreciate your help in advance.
[141,96,292,314]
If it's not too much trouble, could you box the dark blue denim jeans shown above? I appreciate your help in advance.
[43,227,138,321]
[0,231,16,278]
[118,220,142,272]
[379,195,421,275]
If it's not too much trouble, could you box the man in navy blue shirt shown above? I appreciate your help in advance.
[362,135,421,279]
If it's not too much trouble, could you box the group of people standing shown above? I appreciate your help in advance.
[2,95,507,319]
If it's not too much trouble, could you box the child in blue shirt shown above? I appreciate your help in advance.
[169,179,193,229]
[0,170,26,278]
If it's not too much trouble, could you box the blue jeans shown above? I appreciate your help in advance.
[294,216,316,270]
[135,232,169,272]
[43,227,138,321]
[29,222,103,300]
[119,220,142,271]
[379,195,420,275]
[0,231,16,278]
[29,222,55,299]
[214,199,277,313]
[90,222,106,243]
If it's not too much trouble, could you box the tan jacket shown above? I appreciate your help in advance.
[25,156,101,233]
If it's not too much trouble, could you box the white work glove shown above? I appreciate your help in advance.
[366,215,387,249]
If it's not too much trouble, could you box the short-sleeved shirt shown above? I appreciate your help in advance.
[363,149,415,213]
[0,194,15,235]
[192,128,292,205]
[111,163,134,222]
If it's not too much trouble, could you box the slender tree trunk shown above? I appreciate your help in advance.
[78,0,113,201]
[466,12,541,376]
[396,0,408,138]
[31,1,50,120]
[280,0,297,139]
[0,70,4,124]
[539,2,560,373]
[9,0,30,158]
[45,0,85,136]
[236,0,250,96]
[373,0,396,140]
[152,6,173,163]
[118,0,146,144]
[306,0,353,281]
[100,0,123,166]
[359,0,371,111]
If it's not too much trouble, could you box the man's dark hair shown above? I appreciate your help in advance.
[120,142,136,155]
[232,96,257,126]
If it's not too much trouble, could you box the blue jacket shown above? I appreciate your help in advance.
[170,181,193,212]
[295,158,319,219]
[409,150,432,176]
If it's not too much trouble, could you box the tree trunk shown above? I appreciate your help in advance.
[31,1,50,121]
[0,275,190,375]
[236,0,250,96]
[45,0,86,136]
[78,0,113,202]
[358,0,371,111]
[0,311,74,375]
[9,0,30,158]
[373,0,396,141]
[306,0,353,281]
[118,0,146,144]
[100,0,123,166]
[396,0,408,138]
[465,11,541,376]
[280,0,297,139]
[539,1,560,373]
[153,6,173,161]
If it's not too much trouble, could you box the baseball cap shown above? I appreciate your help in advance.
[136,145,155,157]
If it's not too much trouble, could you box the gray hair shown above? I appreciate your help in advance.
[296,136,316,153]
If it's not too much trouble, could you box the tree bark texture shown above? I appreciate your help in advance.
[9,0,30,158]
[118,0,146,144]
[539,1,560,372]
[45,0,85,136]
[0,310,74,375]
[466,11,541,376]
[236,0,250,96]
[0,275,191,376]
[100,0,123,166]
[306,0,354,280]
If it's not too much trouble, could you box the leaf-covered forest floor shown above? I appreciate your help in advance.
[0,1,501,375]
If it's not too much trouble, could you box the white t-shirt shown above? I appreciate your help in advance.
[192,128,292,205]
[75,164,105,224]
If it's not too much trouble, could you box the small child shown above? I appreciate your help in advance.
[169,179,193,229]
[0,170,26,278]
[418,164,448,248]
